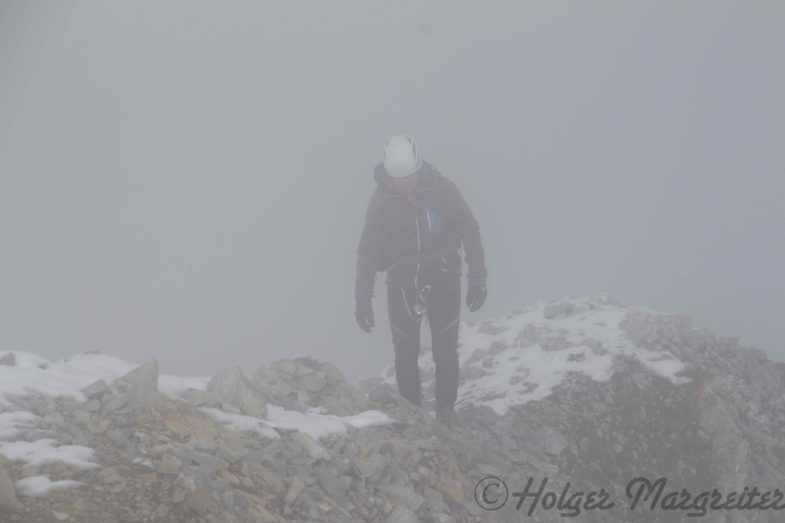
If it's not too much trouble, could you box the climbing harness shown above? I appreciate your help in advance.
[412,283,432,321]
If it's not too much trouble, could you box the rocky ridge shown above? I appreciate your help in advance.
[0,294,783,522]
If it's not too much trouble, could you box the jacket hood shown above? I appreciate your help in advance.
[373,161,433,194]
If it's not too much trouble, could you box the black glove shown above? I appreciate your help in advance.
[355,294,375,333]
[466,283,487,312]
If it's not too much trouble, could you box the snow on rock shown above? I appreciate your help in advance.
[266,405,393,439]
[0,350,210,406]
[207,366,268,417]
[200,408,280,439]
[0,439,99,470]
[0,346,400,519]
[15,475,86,497]
[0,411,38,440]
[201,405,394,441]
[377,294,692,415]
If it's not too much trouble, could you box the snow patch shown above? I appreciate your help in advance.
[0,411,38,440]
[0,438,99,470]
[201,408,280,439]
[380,295,690,415]
[202,405,394,441]
[0,351,209,405]
[15,475,86,497]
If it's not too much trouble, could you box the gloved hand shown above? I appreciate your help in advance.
[355,295,375,333]
[466,283,487,312]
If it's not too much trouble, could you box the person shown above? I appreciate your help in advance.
[354,134,487,427]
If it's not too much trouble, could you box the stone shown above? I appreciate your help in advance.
[299,372,326,392]
[100,394,128,415]
[218,438,249,464]
[242,462,285,496]
[115,360,159,412]
[269,359,299,377]
[378,483,423,512]
[542,426,568,456]
[158,454,181,475]
[187,486,212,513]
[429,513,456,523]
[284,477,305,505]
[320,362,346,384]
[385,506,417,523]
[80,378,110,400]
[155,504,169,519]
[422,489,446,513]
[544,301,575,319]
[314,467,347,500]
[436,476,463,506]
[247,503,278,523]
[290,431,331,461]
[207,367,267,418]
[180,388,217,407]
[0,464,21,510]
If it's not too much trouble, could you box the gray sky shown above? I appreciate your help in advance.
[1,0,783,383]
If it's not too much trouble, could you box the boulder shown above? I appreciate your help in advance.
[0,463,21,510]
[541,426,568,456]
[115,360,159,412]
[81,378,110,400]
[207,367,267,418]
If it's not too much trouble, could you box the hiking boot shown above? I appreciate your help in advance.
[435,404,454,428]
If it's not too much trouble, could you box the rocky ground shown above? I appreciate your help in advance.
[1,295,784,522]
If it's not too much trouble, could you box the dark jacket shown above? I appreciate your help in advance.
[355,161,486,296]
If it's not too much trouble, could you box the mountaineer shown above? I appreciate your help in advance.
[354,135,487,427]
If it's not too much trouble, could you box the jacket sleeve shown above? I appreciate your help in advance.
[441,176,487,286]
[355,189,385,299]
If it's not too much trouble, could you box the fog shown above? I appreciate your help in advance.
[1,0,783,384]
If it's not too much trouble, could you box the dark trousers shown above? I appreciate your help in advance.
[387,275,461,409]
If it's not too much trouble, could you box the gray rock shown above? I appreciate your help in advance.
[544,301,575,319]
[385,506,417,523]
[314,467,347,500]
[268,359,300,377]
[289,431,331,461]
[207,367,267,417]
[158,454,181,475]
[100,393,128,415]
[180,388,220,407]
[320,361,346,384]
[357,376,383,395]
[299,372,326,392]
[354,452,386,482]
[0,464,21,510]
[218,438,250,464]
[422,490,446,513]
[428,514,456,523]
[170,448,220,474]
[81,378,110,400]
[0,352,15,366]
[187,487,212,513]
[118,360,159,412]
[284,477,305,505]
[378,483,424,512]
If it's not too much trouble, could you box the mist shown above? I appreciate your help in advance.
[1,0,783,384]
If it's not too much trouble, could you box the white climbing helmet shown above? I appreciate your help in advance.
[383,135,422,177]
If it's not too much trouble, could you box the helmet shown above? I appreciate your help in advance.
[383,135,422,177]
